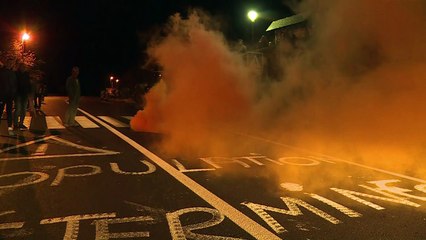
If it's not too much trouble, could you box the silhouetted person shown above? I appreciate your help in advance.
[34,81,43,110]
[14,63,31,130]
[235,39,247,53]
[258,35,270,49]
[64,66,80,127]
[0,59,17,134]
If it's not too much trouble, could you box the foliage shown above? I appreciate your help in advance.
[0,39,44,81]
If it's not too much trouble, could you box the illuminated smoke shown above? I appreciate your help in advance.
[131,11,255,156]
[132,0,426,174]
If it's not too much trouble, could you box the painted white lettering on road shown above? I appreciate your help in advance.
[368,180,426,201]
[110,160,156,175]
[331,187,420,210]
[167,207,244,240]
[308,193,362,218]
[0,172,49,189]
[41,213,116,240]
[92,216,155,239]
[51,165,102,186]
[78,107,282,240]
[242,197,341,234]
[172,159,216,173]
[278,157,320,166]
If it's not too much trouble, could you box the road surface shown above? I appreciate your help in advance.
[0,96,425,239]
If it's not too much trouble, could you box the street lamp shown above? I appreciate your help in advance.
[21,32,30,52]
[247,10,258,43]
[109,76,114,88]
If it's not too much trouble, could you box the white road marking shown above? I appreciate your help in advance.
[280,182,303,192]
[40,213,117,224]
[166,207,244,240]
[0,210,15,217]
[75,116,100,128]
[46,116,65,129]
[78,107,281,240]
[0,136,119,162]
[32,143,48,156]
[51,164,102,186]
[110,160,156,175]
[50,136,118,154]
[0,135,56,154]
[237,133,426,184]
[0,172,50,189]
[98,116,129,128]
[308,193,362,217]
[92,216,154,239]
[0,222,25,230]
[243,197,341,234]
[0,152,119,162]
[122,116,133,120]
[330,187,421,210]
[172,159,216,173]
[41,212,117,240]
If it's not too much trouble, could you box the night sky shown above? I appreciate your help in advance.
[0,0,293,95]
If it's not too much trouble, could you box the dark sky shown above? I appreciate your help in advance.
[0,0,293,95]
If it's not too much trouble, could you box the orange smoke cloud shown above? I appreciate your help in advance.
[132,0,426,174]
[131,12,255,155]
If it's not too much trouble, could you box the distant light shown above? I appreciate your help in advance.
[116,79,119,83]
[110,76,114,80]
[247,10,258,22]
[22,32,30,42]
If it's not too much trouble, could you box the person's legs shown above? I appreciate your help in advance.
[6,99,13,129]
[0,101,5,128]
[68,99,79,125]
[14,96,22,128]
[64,97,79,126]
[19,95,28,127]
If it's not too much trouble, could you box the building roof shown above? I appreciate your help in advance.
[266,14,307,32]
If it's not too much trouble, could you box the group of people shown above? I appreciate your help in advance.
[0,58,45,134]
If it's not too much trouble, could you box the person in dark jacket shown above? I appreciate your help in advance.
[14,63,32,130]
[64,66,80,127]
[0,59,17,133]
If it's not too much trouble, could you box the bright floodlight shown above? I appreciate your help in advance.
[22,32,30,41]
[247,10,258,22]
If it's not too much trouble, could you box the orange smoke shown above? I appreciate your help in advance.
[131,0,426,174]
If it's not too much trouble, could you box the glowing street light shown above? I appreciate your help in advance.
[21,32,30,52]
[247,10,258,22]
[247,10,258,42]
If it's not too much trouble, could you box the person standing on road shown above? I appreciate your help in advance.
[14,63,32,130]
[0,59,17,134]
[34,80,43,110]
[64,66,80,127]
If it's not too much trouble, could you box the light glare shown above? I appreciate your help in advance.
[247,10,258,22]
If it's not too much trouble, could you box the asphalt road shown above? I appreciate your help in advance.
[0,96,425,240]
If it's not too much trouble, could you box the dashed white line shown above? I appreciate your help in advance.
[46,116,65,129]
[75,116,100,128]
[98,116,129,128]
